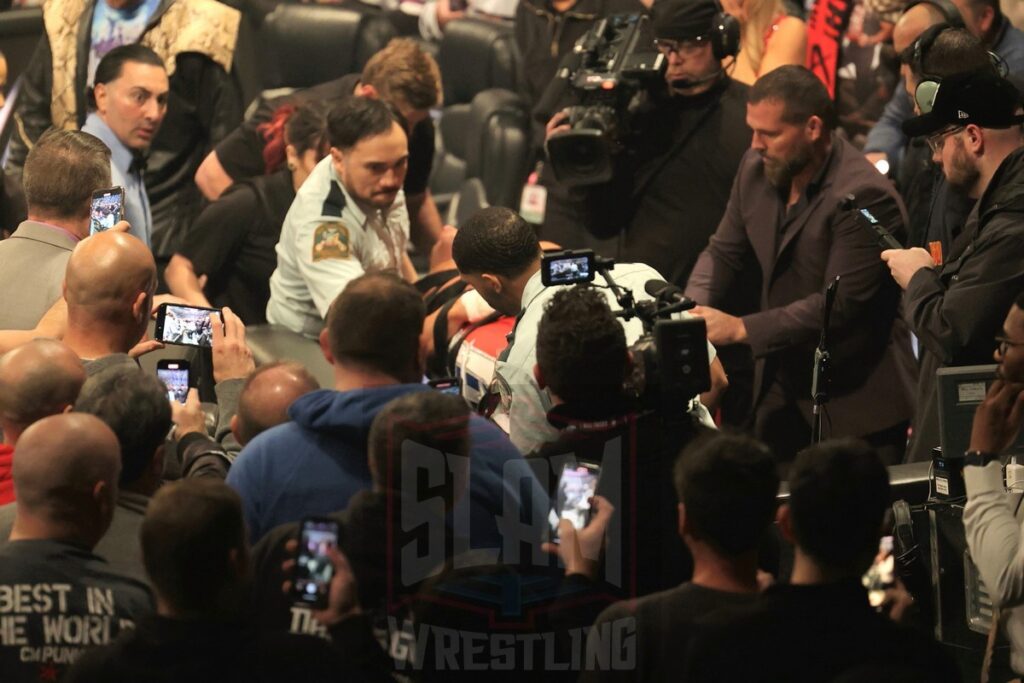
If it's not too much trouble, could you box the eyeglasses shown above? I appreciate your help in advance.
[926,126,964,153]
[996,336,1024,355]
[654,36,710,57]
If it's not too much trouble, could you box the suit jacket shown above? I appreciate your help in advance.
[5,0,242,257]
[685,136,916,438]
[0,220,79,330]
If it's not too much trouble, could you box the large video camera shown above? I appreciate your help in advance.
[544,13,665,187]
[541,250,711,417]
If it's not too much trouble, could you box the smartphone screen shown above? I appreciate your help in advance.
[292,518,340,608]
[155,304,221,348]
[157,361,189,403]
[548,462,601,541]
[865,535,896,608]
[89,187,125,235]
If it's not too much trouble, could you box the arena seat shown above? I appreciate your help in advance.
[439,88,530,224]
[259,4,397,93]
[431,17,522,215]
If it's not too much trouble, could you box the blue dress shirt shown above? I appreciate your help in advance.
[82,112,153,247]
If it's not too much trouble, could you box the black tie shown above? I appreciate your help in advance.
[128,152,146,176]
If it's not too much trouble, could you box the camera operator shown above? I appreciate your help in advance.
[684,66,916,467]
[542,0,753,290]
[962,291,1024,675]
[452,206,727,455]
[532,286,709,595]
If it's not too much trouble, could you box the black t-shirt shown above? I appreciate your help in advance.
[541,78,753,288]
[215,73,435,197]
[177,169,295,324]
[0,539,153,683]
[579,583,756,683]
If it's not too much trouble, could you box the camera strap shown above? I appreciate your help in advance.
[631,96,723,201]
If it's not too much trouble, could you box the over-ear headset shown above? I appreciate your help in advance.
[910,22,1008,113]
[709,0,741,61]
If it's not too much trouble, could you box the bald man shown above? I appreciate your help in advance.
[61,230,157,368]
[0,413,152,682]
[0,339,86,505]
[232,362,321,446]
[175,362,319,481]
[864,1,954,170]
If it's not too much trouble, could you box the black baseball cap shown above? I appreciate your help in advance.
[652,0,718,40]
[902,69,1024,138]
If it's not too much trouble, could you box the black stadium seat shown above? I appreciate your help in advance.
[444,88,531,225]
[259,4,397,92]
[437,17,518,107]
[431,18,525,221]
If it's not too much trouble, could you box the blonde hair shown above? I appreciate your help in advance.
[741,0,786,75]
[361,38,443,111]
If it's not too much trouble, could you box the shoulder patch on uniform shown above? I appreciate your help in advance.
[321,181,347,218]
[312,222,350,261]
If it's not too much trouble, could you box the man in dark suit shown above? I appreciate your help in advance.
[685,65,917,467]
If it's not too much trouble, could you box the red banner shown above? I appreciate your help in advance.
[806,0,853,99]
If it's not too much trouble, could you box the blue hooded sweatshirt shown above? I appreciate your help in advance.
[227,384,548,546]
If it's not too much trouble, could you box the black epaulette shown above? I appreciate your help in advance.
[321,181,347,218]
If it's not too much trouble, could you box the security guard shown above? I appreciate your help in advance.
[267,98,414,338]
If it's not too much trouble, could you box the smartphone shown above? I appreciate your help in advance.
[865,535,896,609]
[541,249,597,287]
[89,186,125,235]
[156,359,190,403]
[292,517,341,609]
[548,462,601,543]
[154,303,221,348]
[428,376,462,396]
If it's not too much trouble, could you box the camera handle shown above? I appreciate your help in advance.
[811,276,840,443]
[595,258,639,321]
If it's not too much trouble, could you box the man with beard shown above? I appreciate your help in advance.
[881,69,1024,462]
[685,66,917,468]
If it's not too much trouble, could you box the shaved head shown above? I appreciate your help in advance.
[12,413,121,545]
[63,232,156,354]
[0,339,86,444]
[234,362,320,445]
[66,231,156,315]
[894,3,948,53]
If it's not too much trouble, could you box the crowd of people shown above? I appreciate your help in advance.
[0,0,1023,678]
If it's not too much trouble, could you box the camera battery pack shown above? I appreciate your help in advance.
[932,447,966,501]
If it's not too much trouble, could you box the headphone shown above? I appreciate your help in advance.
[910,21,1008,113]
[709,0,741,61]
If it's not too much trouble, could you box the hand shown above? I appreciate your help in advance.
[969,379,1024,453]
[879,577,915,623]
[881,248,935,289]
[542,495,615,579]
[756,570,775,592]
[108,220,132,234]
[690,305,747,345]
[212,307,255,383]
[171,388,206,439]
[128,336,165,358]
[865,152,889,174]
[545,110,571,142]
[281,538,361,626]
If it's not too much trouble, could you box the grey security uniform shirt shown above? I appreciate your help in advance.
[266,156,409,338]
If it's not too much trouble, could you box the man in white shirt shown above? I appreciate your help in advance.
[963,290,1024,675]
[266,97,416,339]
[452,207,727,453]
